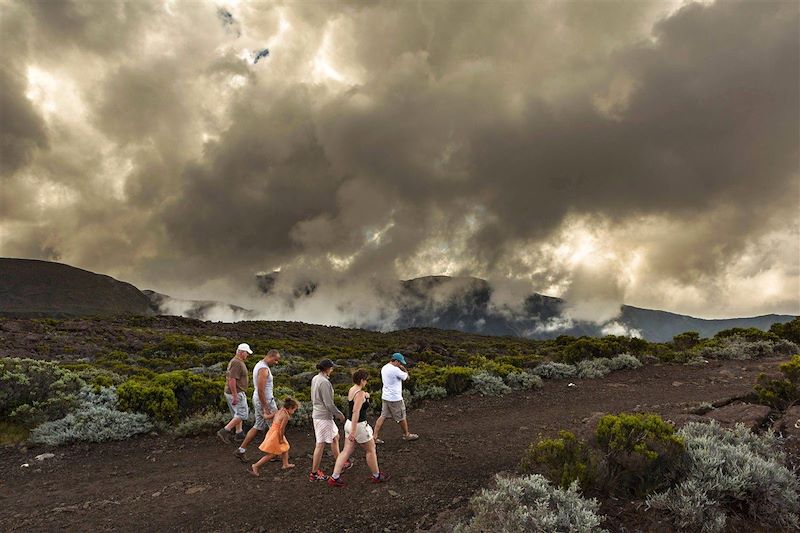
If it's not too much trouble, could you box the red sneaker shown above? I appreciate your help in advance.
[309,470,328,482]
[327,476,346,488]
[370,472,391,484]
[343,459,354,470]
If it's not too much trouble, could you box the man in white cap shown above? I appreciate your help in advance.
[373,352,419,444]
[217,343,253,444]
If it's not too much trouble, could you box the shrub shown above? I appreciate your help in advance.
[576,359,611,379]
[152,371,225,418]
[471,371,511,396]
[647,422,800,532]
[174,410,230,437]
[673,331,701,351]
[443,366,476,395]
[505,371,543,390]
[0,358,84,425]
[754,354,800,409]
[520,431,596,490]
[595,413,685,496]
[117,380,179,422]
[605,353,642,371]
[287,400,313,427]
[468,355,518,378]
[412,384,448,402]
[533,362,576,380]
[700,335,798,360]
[29,387,153,446]
[454,473,607,533]
[770,317,800,344]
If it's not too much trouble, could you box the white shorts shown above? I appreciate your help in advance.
[313,419,340,444]
[344,420,374,444]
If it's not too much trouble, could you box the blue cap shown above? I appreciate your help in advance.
[391,352,407,365]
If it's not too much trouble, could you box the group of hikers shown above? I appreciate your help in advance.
[216,343,419,487]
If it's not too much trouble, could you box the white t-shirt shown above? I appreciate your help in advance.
[381,362,408,402]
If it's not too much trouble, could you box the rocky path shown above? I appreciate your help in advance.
[0,357,787,532]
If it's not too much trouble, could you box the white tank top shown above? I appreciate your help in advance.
[252,360,273,401]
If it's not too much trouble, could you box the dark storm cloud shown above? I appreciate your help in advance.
[1,0,798,320]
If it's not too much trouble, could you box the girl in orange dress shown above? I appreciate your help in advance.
[250,397,299,476]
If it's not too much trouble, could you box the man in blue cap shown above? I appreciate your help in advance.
[373,352,419,444]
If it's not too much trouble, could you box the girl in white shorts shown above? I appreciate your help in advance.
[328,369,390,487]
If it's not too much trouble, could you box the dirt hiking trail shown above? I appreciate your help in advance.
[0,357,788,532]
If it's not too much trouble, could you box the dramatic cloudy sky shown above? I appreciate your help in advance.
[1,0,798,321]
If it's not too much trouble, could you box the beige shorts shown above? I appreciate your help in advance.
[313,419,340,444]
[380,399,406,421]
[344,420,374,444]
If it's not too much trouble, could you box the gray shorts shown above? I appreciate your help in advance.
[225,392,249,421]
[252,395,278,431]
[381,399,406,422]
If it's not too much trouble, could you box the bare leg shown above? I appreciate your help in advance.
[225,416,241,432]
[399,419,410,436]
[330,435,340,460]
[240,427,262,450]
[373,415,386,439]
[332,439,356,477]
[361,440,379,475]
[235,419,244,433]
[281,451,295,469]
[311,442,325,473]
[251,453,275,476]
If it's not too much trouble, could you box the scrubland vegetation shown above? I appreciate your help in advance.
[1,316,797,448]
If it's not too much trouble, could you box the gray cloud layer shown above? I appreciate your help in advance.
[1,0,798,321]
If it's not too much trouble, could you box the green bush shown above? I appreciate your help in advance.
[0,358,84,425]
[443,366,475,395]
[595,413,685,496]
[454,474,607,533]
[468,355,518,378]
[770,317,800,344]
[117,380,179,422]
[520,431,596,490]
[152,370,225,418]
[647,422,799,532]
[754,354,800,409]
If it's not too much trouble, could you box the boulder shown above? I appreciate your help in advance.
[704,402,770,430]
[771,405,800,438]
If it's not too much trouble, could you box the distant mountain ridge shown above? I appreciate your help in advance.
[0,258,153,317]
[0,258,794,342]
[254,271,796,342]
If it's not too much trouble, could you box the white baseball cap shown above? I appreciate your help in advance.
[237,343,253,354]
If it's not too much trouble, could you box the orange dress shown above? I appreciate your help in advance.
[259,410,290,454]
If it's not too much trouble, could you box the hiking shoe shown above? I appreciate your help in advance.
[233,449,247,463]
[343,459,354,470]
[216,429,232,444]
[233,432,245,443]
[371,472,391,484]
[402,433,419,441]
[327,476,346,488]
[309,470,328,482]
[374,438,385,445]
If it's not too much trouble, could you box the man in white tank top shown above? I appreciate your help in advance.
[235,349,281,462]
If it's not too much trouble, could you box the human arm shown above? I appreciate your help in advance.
[227,377,239,402]
[394,365,409,381]
[257,367,271,416]
[322,380,345,421]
